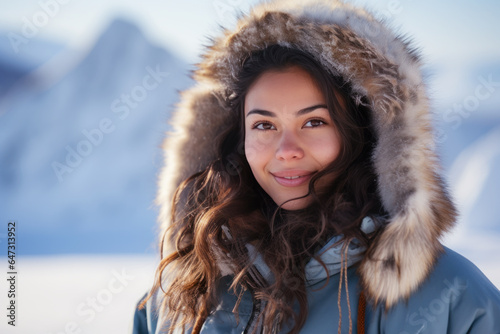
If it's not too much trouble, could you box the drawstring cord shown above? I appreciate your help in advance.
[337,238,353,334]
[357,290,366,334]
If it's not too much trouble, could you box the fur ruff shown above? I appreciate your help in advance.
[156,0,457,308]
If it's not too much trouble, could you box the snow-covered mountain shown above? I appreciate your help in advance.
[0,31,67,98]
[0,18,191,254]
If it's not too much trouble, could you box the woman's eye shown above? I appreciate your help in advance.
[253,122,275,130]
[304,119,326,128]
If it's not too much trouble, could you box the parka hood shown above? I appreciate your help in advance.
[157,0,457,308]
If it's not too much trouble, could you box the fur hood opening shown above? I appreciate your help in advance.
[156,0,457,308]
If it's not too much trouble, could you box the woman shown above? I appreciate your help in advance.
[132,0,500,333]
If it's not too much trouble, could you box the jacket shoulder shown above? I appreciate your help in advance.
[422,247,500,333]
[433,247,498,297]
[366,246,500,333]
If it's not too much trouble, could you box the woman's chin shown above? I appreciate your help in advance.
[278,197,312,211]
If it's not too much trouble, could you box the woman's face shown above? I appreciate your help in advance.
[244,66,342,210]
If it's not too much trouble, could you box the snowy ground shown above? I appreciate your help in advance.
[0,236,498,334]
[0,255,157,334]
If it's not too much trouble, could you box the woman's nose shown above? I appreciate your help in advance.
[275,131,304,161]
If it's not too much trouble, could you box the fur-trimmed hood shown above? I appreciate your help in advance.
[156,0,457,308]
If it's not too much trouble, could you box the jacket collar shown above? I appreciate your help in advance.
[244,217,378,287]
[305,216,376,285]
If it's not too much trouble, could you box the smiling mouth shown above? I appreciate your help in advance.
[283,176,301,180]
[271,171,315,187]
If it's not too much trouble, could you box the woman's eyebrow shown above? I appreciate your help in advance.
[296,104,328,116]
[246,104,328,118]
[246,109,276,117]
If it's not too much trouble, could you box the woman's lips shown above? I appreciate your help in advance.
[271,170,314,187]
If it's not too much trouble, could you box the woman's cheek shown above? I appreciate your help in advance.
[245,132,274,163]
[244,140,258,165]
[314,130,341,163]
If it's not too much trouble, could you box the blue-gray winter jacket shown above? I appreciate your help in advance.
[131,246,500,333]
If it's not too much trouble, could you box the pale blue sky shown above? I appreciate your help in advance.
[2,0,499,65]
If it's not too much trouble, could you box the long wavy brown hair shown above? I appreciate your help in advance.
[141,45,385,333]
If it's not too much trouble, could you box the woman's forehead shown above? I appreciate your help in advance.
[244,67,326,116]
